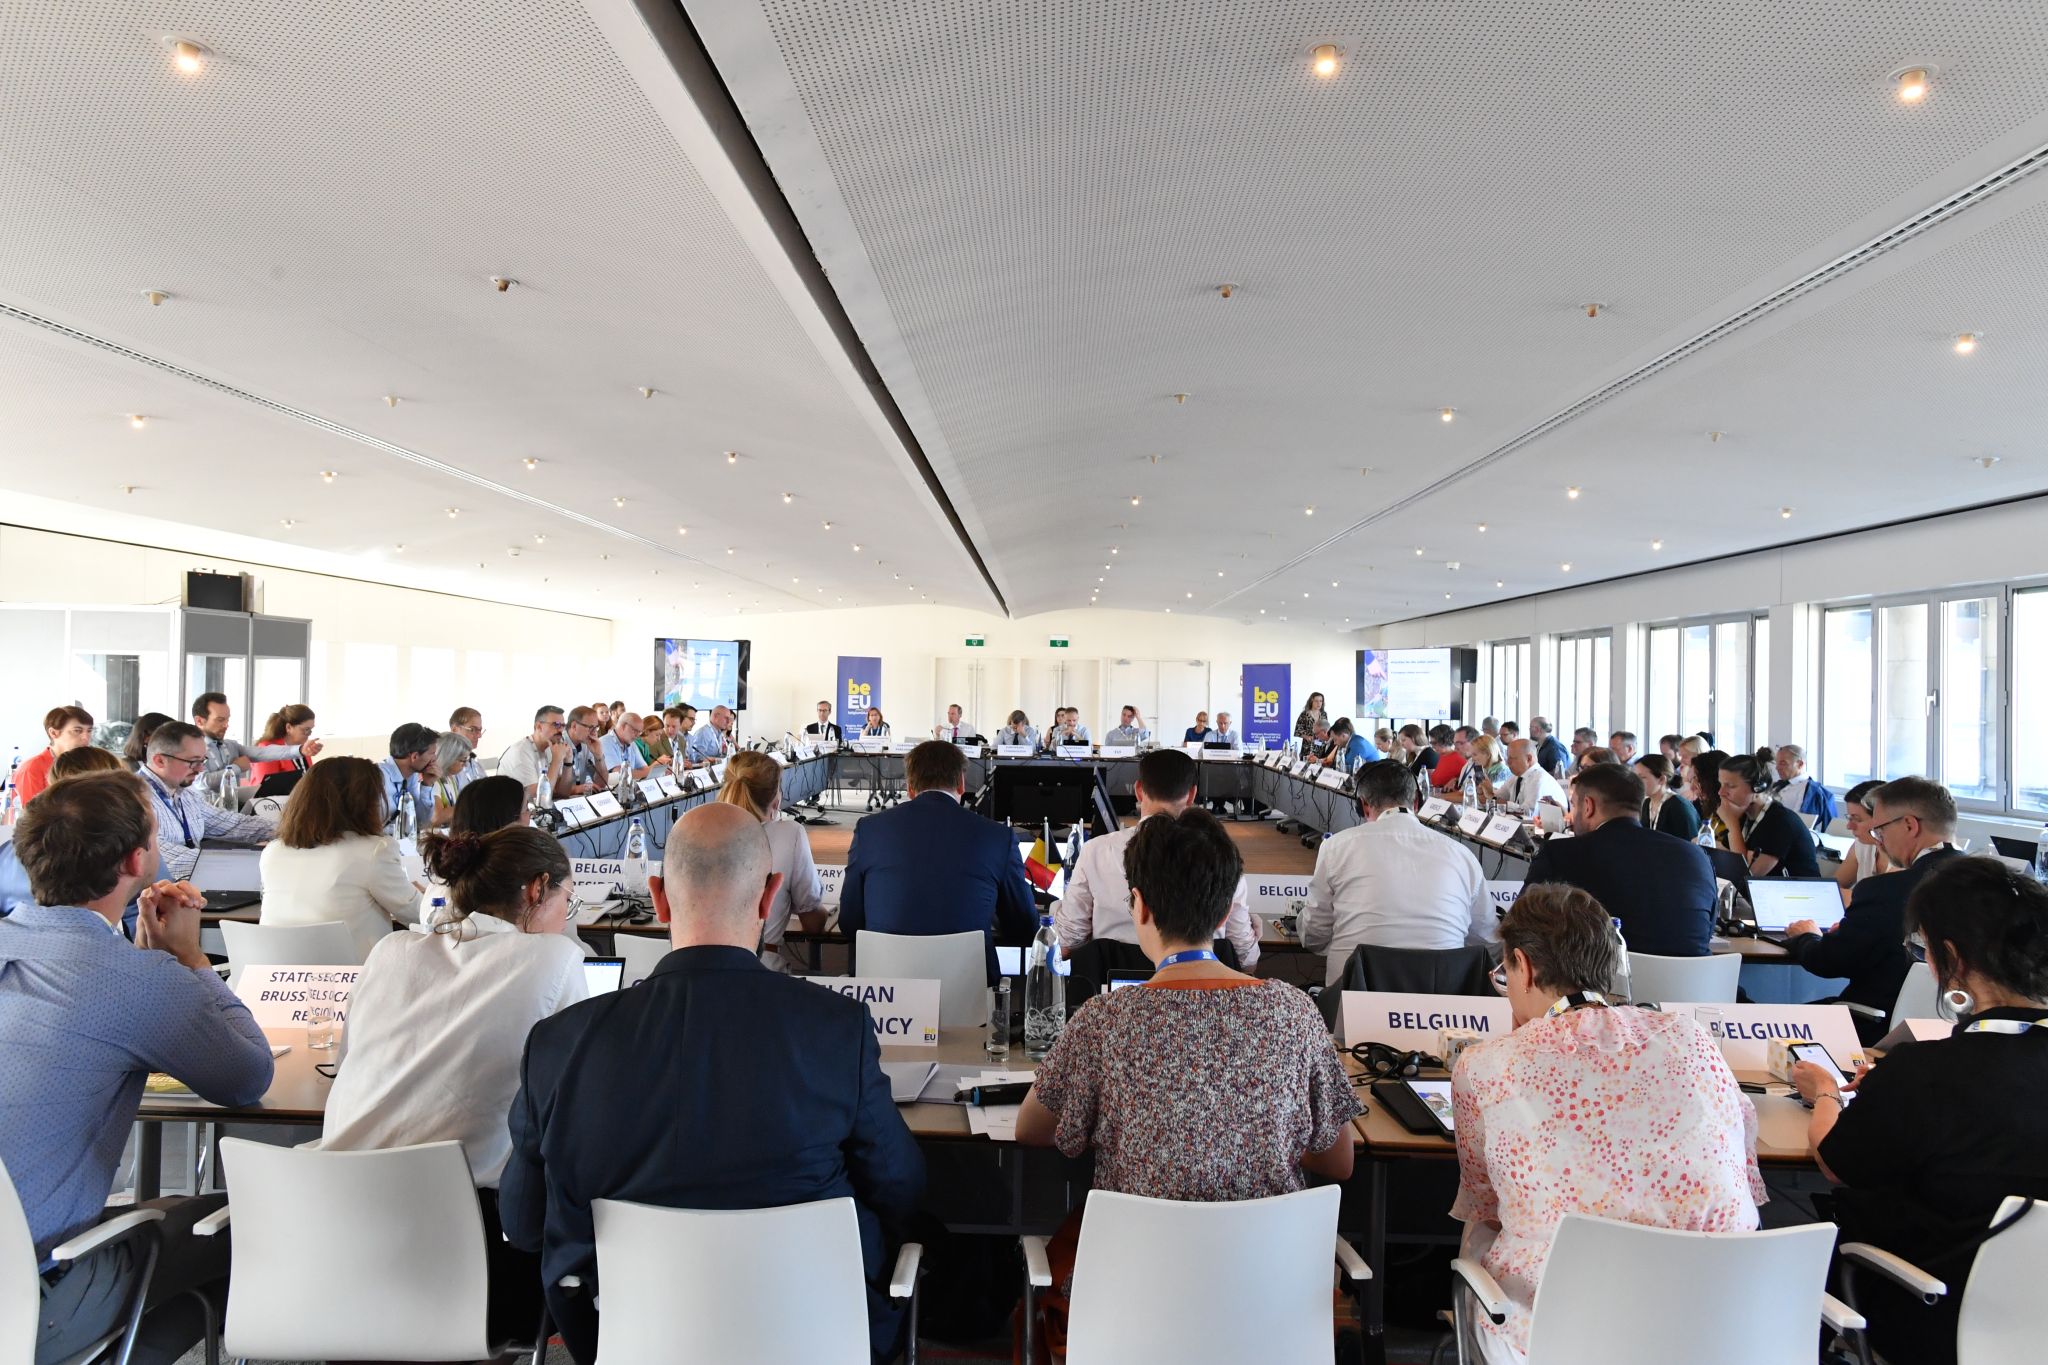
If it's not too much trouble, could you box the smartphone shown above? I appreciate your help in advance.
[1788,1042,1853,1103]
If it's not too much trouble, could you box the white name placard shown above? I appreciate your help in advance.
[854,739,887,752]
[235,965,360,1028]
[638,779,667,805]
[1341,990,1514,1052]
[955,742,982,757]
[1483,880,1522,917]
[1419,797,1452,821]
[1057,745,1093,758]
[996,744,1035,757]
[1200,747,1241,761]
[767,750,790,767]
[1669,1002,1866,1071]
[1315,766,1349,789]
[1456,807,1488,836]
[708,760,728,783]
[1479,814,1521,846]
[554,796,596,828]
[1098,745,1137,759]
[817,739,840,754]
[811,977,941,1046]
[816,863,846,908]
[887,740,919,754]
[1245,873,1314,921]
[655,773,682,798]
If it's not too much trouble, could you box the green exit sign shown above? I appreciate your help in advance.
[1049,637,1069,648]
[964,635,985,647]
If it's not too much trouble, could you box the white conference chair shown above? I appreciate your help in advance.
[1,1155,164,1365]
[217,919,359,989]
[1022,1186,1368,1365]
[1888,961,1939,1026]
[197,1138,526,1361]
[1451,1213,1859,1365]
[1627,951,1742,1004]
[854,929,985,1030]
[617,932,670,988]
[1842,1196,2045,1365]
[590,1196,922,1364]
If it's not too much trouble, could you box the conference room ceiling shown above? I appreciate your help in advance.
[692,0,2048,627]
[0,0,993,619]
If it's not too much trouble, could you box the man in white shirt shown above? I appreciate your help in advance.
[933,703,977,743]
[1209,711,1242,747]
[447,707,489,788]
[1502,738,1567,812]
[1300,758,1492,987]
[499,706,572,803]
[805,700,841,741]
[376,723,439,831]
[1056,748,1259,970]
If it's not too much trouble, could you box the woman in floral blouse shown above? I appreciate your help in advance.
[1017,807,1359,1359]
[1293,692,1329,743]
[1451,884,1763,1364]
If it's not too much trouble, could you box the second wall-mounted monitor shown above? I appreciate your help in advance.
[654,638,751,712]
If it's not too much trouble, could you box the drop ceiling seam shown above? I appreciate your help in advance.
[1208,132,2048,615]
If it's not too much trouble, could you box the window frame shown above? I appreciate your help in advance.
[1642,611,1767,753]
[1550,629,1612,741]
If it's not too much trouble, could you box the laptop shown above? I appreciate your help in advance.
[188,848,263,912]
[582,957,626,995]
[254,769,304,799]
[1991,834,2038,863]
[1105,969,1153,992]
[1748,878,1847,941]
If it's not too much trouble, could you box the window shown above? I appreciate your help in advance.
[2017,589,2048,813]
[1713,621,1750,753]
[1646,614,1766,752]
[1821,588,2012,809]
[1647,625,1678,742]
[1552,632,1610,739]
[1482,640,1529,725]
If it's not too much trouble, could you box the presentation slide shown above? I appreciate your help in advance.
[1360,647,1452,721]
[653,638,751,712]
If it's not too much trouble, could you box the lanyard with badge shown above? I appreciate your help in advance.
[1964,1018,2048,1035]
[1544,990,1610,1019]
[1156,948,1218,970]
[146,773,196,848]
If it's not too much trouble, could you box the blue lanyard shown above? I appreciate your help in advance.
[1157,948,1219,969]
[147,774,195,847]
[1965,1018,2048,1035]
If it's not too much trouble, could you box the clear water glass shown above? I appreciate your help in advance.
[985,982,1011,1060]
[307,1003,339,1051]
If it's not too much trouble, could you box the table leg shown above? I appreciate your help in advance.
[1364,1159,1388,1365]
[136,1122,163,1202]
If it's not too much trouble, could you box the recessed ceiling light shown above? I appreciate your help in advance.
[1780,506,1795,519]
[1414,546,1425,556]
[1494,579,1504,588]
[1217,283,1236,299]
[1304,506,1315,516]
[1172,392,1190,405]
[533,533,547,545]
[1953,332,1978,354]
[638,386,655,399]
[1707,430,1725,443]
[384,395,400,407]
[1165,607,1173,614]
[165,37,207,75]
[1444,592,1453,600]
[1130,495,1141,506]
[1583,302,1604,318]
[822,520,833,530]
[1566,485,1581,499]
[1476,522,1487,533]
[279,518,295,529]
[1440,407,1456,423]
[791,577,799,584]
[489,276,515,293]
[725,450,738,464]
[852,542,862,551]
[613,496,626,507]
[1310,43,1341,77]
[1302,592,1310,599]
[1110,547,1119,554]
[676,526,688,536]
[1185,592,1193,599]
[128,414,146,429]
[1259,609,1266,615]
[1976,455,2001,469]
[445,507,459,519]
[1446,561,1460,571]
[727,547,736,556]
[1894,65,1932,103]
[782,492,793,504]
[522,457,539,471]
[393,544,404,553]
[1651,538,1664,550]
[1330,580,1339,588]
[1216,570,1224,577]
[1103,564,1110,571]
[1560,562,1572,572]
[141,289,170,307]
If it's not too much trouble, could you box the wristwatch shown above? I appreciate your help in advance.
[1817,1092,1848,1109]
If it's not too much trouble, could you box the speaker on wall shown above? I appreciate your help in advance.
[184,571,248,612]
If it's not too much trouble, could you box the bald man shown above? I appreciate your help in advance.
[501,804,924,1364]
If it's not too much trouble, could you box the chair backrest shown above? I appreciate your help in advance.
[1627,951,1742,1004]
[854,929,985,1029]
[219,919,360,989]
[617,932,671,988]
[0,1157,39,1365]
[1958,1196,2048,1363]
[592,1197,869,1365]
[1526,1214,1836,1364]
[1065,1186,1342,1365]
[1889,961,1939,1025]
[216,1138,490,1361]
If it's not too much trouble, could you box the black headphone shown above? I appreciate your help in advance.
[1346,1041,1442,1080]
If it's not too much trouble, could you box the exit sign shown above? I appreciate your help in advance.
[964,635,985,648]
[1049,637,1069,648]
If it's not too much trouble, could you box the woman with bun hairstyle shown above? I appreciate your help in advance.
[319,824,586,1340]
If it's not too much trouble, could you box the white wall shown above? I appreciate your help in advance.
[610,604,1360,743]
[0,524,615,762]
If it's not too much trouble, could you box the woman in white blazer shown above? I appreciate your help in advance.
[258,756,420,962]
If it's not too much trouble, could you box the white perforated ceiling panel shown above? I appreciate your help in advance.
[0,0,987,616]
[699,0,2048,624]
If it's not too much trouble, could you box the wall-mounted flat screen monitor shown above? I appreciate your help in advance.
[1359,647,1453,722]
[654,638,751,712]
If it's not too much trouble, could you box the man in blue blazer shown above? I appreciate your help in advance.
[501,803,926,1364]
[839,740,1041,983]
[1524,761,1717,957]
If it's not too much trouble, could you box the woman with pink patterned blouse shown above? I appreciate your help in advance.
[1451,885,1764,1365]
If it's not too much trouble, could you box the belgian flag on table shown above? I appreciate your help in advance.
[1023,818,1058,890]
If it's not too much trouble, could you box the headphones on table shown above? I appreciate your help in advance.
[1345,1041,1443,1081]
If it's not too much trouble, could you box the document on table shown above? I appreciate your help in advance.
[968,1105,1021,1141]
[881,1061,940,1104]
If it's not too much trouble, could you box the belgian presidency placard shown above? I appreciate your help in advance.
[838,655,882,731]
[811,977,940,1045]
[1242,663,1290,752]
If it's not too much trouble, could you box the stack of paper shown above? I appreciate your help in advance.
[954,1067,1035,1142]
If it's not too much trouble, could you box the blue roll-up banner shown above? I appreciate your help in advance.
[838,655,883,730]
[1241,663,1291,752]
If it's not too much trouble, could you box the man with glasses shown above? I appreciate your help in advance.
[141,722,276,881]
[498,706,574,804]
[562,707,610,794]
[602,713,668,784]
[446,708,488,788]
[1782,775,1963,1040]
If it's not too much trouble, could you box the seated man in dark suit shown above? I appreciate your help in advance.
[501,803,926,1363]
[1781,776,1961,1038]
[839,740,1039,982]
[1524,761,1716,957]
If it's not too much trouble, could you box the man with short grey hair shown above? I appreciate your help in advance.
[1608,731,1639,766]
[1769,743,1838,829]
[1503,738,1566,812]
[141,722,275,881]
[686,705,736,763]
[501,803,926,1364]
[1530,716,1568,779]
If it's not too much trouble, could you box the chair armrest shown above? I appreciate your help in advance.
[1334,1236,1372,1281]
[1450,1257,1510,1324]
[889,1242,924,1300]
[1020,1235,1054,1288]
[1820,1292,1867,1333]
[1841,1243,1947,1302]
[558,1275,583,1290]
[1840,1001,1885,1019]
[191,1206,231,1238]
[50,1208,166,1263]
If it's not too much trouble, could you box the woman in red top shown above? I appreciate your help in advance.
[248,704,319,782]
[13,705,95,804]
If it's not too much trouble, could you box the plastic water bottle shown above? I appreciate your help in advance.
[426,893,448,931]
[0,779,16,827]
[2034,823,2048,884]
[1610,917,1634,1002]
[1461,761,1479,810]
[217,764,238,811]
[623,818,649,893]
[396,794,418,845]
[1024,915,1065,1059]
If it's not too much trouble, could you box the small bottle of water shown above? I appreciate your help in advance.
[2034,823,2048,885]
[1461,761,1479,810]
[623,817,649,893]
[426,893,448,931]
[0,779,16,827]
[216,764,238,811]
[397,794,418,845]
[1024,915,1065,1059]
[1610,917,1633,1003]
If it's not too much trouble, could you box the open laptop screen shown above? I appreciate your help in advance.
[1748,879,1846,933]
[582,958,626,995]
[189,848,262,892]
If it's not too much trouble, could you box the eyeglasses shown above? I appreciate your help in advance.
[1489,963,1510,996]
[165,753,207,769]
[1867,814,1911,839]
[1906,933,1928,963]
